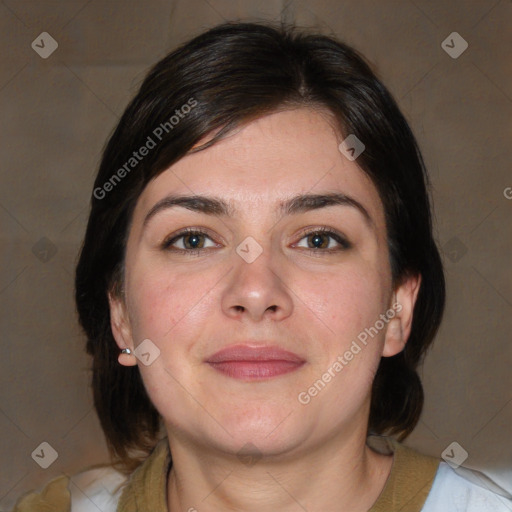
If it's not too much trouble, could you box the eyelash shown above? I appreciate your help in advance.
[161,226,351,256]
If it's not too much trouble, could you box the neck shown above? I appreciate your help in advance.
[166,425,393,512]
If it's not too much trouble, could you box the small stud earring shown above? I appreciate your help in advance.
[121,348,132,355]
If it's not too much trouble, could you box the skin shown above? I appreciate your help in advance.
[109,107,421,512]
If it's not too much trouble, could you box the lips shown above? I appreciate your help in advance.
[206,344,306,380]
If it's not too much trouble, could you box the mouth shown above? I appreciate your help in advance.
[206,344,306,380]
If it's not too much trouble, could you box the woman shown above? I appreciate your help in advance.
[12,21,511,512]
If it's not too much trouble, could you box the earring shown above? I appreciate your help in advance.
[118,347,136,366]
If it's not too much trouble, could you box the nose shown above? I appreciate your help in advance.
[221,240,294,323]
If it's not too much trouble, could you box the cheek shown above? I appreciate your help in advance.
[126,262,223,344]
[126,265,192,341]
[304,266,388,407]
[301,264,390,342]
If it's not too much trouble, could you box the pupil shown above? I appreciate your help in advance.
[311,234,325,248]
[187,234,201,248]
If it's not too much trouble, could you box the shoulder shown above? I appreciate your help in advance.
[9,466,128,512]
[9,475,71,512]
[367,436,512,512]
[68,465,128,512]
[421,462,512,512]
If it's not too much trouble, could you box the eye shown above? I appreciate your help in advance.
[294,227,351,253]
[162,228,218,254]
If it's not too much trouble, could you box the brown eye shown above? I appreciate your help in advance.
[305,232,330,249]
[162,229,217,253]
[295,227,351,252]
[181,232,205,249]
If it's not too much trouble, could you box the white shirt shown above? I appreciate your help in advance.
[421,462,512,511]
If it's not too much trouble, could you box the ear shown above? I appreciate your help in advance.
[382,273,422,357]
[108,290,137,366]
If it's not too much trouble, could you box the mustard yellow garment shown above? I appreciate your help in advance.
[11,436,440,512]
[11,475,71,512]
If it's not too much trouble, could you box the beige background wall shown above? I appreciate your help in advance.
[1,0,511,508]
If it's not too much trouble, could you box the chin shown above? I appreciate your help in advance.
[216,410,308,454]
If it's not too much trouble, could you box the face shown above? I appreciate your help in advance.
[110,107,419,459]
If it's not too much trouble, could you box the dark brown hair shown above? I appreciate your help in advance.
[75,20,445,474]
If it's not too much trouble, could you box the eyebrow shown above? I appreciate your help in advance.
[143,192,374,229]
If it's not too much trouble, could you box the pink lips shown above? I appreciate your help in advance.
[206,345,306,380]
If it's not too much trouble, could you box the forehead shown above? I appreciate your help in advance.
[134,108,385,228]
